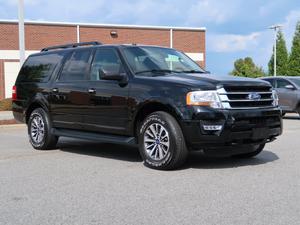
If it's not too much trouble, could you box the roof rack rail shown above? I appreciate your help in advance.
[41,41,102,52]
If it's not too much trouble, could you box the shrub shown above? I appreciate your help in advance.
[0,98,12,111]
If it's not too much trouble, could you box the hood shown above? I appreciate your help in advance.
[142,73,271,90]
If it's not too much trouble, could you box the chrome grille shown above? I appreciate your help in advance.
[217,86,274,109]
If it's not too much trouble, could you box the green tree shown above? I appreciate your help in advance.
[288,21,300,75]
[268,30,288,76]
[231,57,265,78]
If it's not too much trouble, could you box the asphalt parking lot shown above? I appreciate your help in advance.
[1,115,300,225]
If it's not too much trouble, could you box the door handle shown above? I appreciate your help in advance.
[52,88,59,93]
[88,88,96,94]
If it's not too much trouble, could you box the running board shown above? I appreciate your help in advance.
[52,128,136,145]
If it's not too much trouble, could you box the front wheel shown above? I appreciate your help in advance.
[232,144,265,158]
[28,108,58,150]
[138,111,188,170]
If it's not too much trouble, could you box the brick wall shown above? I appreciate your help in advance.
[25,24,77,50]
[80,27,170,47]
[0,23,77,50]
[0,24,19,50]
[0,22,205,53]
[173,30,205,68]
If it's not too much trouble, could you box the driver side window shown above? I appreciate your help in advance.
[90,48,124,81]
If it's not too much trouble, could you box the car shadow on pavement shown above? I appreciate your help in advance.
[58,138,279,169]
[58,138,142,163]
[182,150,279,170]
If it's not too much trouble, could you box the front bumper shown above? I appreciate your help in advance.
[181,106,282,153]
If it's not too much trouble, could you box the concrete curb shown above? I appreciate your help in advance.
[0,124,26,129]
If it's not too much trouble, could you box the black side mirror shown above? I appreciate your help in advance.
[285,84,295,90]
[99,68,126,81]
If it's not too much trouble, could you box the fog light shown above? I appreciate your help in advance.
[203,125,223,131]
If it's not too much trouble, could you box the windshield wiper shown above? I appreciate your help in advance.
[180,70,206,73]
[135,69,206,75]
[135,69,175,75]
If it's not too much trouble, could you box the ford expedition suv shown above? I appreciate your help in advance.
[12,42,282,170]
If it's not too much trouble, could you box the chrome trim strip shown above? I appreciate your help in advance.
[217,88,274,109]
[224,98,273,102]
[219,92,272,95]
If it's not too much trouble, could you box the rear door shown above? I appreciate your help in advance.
[275,78,298,111]
[50,48,93,129]
[16,52,65,113]
[83,47,130,135]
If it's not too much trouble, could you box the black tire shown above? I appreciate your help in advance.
[233,144,265,158]
[28,108,58,150]
[138,111,188,170]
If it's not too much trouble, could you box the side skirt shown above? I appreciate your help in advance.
[51,128,137,145]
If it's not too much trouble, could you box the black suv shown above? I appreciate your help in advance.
[13,41,282,170]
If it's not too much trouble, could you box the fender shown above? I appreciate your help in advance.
[129,97,185,136]
[25,92,51,122]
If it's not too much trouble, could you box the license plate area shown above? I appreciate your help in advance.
[252,127,268,140]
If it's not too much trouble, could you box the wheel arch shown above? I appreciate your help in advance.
[25,97,49,124]
[132,101,183,139]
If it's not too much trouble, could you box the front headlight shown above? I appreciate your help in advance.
[186,90,223,108]
[272,90,279,106]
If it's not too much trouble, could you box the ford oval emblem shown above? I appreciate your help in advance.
[247,92,261,101]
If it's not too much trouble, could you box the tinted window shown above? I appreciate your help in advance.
[263,79,275,87]
[288,78,300,88]
[90,48,123,81]
[59,49,92,81]
[17,52,64,82]
[276,79,292,88]
[123,46,205,76]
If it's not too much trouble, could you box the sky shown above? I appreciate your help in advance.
[0,0,300,75]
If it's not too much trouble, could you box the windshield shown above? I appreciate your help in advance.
[122,46,205,76]
[289,78,300,88]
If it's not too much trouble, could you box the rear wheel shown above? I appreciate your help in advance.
[233,144,265,158]
[138,111,188,170]
[28,108,58,150]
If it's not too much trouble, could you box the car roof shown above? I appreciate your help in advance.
[29,43,173,58]
[260,76,300,79]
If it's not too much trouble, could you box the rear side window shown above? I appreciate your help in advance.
[17,52,64,82]
[59,49,92,81]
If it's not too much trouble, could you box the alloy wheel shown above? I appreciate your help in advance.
[30,114,45,144]
[143,123,170,160]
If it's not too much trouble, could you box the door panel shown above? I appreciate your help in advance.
[50,82,90,129]
[83,48,129,135]
[50,49,93,129]
[84,80,129,134]
[275,79,298,111]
